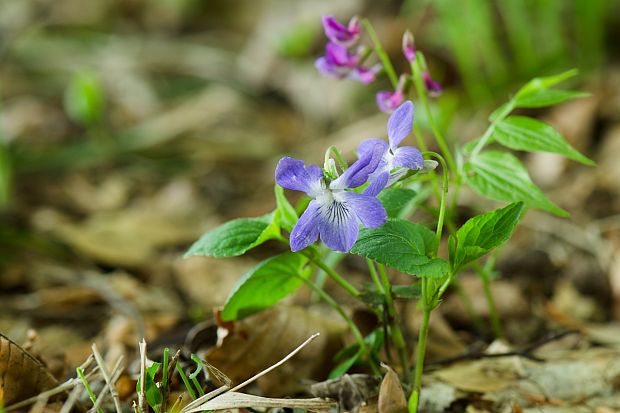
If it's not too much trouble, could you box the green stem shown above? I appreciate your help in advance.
[409,278,432,413]
[367,259,385,294]
[361,18,398,88]
[411,54,458,176]
[324,145,348,171]
[176,364,197,400]
[422,152,448,249]
[161,347,170,413]
[298,274,380,375]
[470,100,515,158]
[76,367,103,413]
[305,248,360,298]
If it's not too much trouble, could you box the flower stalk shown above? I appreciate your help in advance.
[410,53,457,176]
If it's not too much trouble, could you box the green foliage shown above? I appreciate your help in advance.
[275,185,298,232]
[221,253,309,321]
[377,188,418,218]
[351,219,449,278]
[493,116,594,165]
[185,214,279,257]
[449,202,524,272]
[0,141,11,209]
[463,151,568,216]
[513,69,589,108]
[64,71,105,126]
[136,362,162,410]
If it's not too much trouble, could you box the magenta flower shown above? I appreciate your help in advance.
[423,72,442,97]
[402,30,416,63]
[376,76,407,113]
[357,101,424,196]
[276,144,387,252]
[315,42,379,85]
[322,16,361,48]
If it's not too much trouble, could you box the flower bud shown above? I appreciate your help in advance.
[402,30,416,63]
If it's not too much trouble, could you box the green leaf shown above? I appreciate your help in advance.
[64,71,105,126]
[450,202,524,272]
[378,188,418,218]
[513,69,587,108]
[350,219,449,278]
[516,69,578,95]
[185,214,279,258]
[221,253,309,321]
[514,89,590,108]
[328,350,361,379]
[494,116,594,165]
[464,151,568,216]
[275,185,298,232]
[136,362,162,408]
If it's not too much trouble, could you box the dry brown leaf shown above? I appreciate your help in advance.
[206,306,346,396]
[433,355,523,394]
[206,307,343,395]
[33,180,208,267]
[0,332,58,405]
[378,364,407,413]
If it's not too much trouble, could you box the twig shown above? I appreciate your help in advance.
[59,383,83,413]
[138,338,147,413]
[182,333,321,413]
[89,355,125,413]
[426,330,579,369]
[229,333,320,393]
[91,344,124,413]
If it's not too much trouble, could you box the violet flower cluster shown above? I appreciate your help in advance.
[315,17,442,113]
[276,101,423,253]
[315,16,380,85]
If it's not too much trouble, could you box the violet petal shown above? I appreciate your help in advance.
[387,100,414,149]
[317,200,358,252]
[341,192,387,228]
[290,200,321,252]
[392,146,424,170]
[275,157,324,196]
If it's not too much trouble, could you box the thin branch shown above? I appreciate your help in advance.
[91,344,124,413]
[138,338,147,413]
[426,330,579,369]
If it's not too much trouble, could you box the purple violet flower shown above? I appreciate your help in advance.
[275,144,387,253]
[357,101,424,196]
[376,75,406,113]
[423,71,442,97]
[322,16,361,48]
[348,64,381,85]
[315,43,379,84]
[402,30,416,63]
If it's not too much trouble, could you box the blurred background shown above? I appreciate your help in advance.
[1,0,620,394]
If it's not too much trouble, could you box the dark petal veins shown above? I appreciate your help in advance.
[318,200,358,252]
